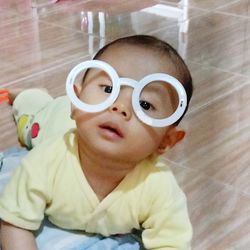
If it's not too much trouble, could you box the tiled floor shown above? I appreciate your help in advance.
[0,0,249,249]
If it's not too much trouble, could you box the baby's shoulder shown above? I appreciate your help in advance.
[142,158,175,182]
[140,158,184,199]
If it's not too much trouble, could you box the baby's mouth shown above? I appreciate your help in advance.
[99,123,124,138]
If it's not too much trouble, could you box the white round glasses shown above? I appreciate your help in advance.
[66,60,187,127]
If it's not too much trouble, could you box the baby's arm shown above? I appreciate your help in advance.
[140,170,192,249]
[142,196,192,249]
[0,221,38,250]
[0,145,52,250]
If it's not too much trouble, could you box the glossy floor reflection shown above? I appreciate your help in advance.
[0,0,249,249]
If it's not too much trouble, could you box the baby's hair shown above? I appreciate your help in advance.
[84,35,193,125]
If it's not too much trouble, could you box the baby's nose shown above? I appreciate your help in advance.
[109,102,131,120]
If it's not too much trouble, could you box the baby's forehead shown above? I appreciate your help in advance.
[97,44,179,81]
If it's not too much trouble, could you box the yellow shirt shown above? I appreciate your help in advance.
[0,131,192,249]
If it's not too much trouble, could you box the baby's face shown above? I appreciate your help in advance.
[73,45,180,165]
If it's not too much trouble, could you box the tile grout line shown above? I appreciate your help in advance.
[213,0,246,11]
[163,157,250,200]
[187,80,250,116]
[38,19,89,34]
[0,14,31,28]
[213,10,250,19]
[1,55,90,88]
[188,60,250,79]
[186,59,250,116]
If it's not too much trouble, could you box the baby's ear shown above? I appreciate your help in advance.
[157,127,186,154]
[70,104,77,120]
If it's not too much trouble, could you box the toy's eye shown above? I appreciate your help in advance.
[139,100,155,111]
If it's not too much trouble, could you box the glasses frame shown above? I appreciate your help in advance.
[66,60,187,127]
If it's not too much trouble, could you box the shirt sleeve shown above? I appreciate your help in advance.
[141,170,193,250]
[0,148,51,230]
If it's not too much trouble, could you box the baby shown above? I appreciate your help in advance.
[0,35,193,250]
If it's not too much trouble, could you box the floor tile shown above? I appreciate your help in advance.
[216,0,250,17]
[3,57,87,96]
[166,162,250,250]
[180,0,240,10]
[185,12,250,77]
[0,0,83,15]
[0,9,29,27]
[187,62,249,111]
[0,20,100,84]
[165,84,250,195]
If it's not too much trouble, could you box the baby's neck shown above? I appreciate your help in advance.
[77,140,136,201]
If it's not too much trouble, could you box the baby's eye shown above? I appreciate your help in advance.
[139,100,155,111]
[101,85,113,93]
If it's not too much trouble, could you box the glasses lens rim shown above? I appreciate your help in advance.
[66,60,120,112]
[132,73,187,127]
